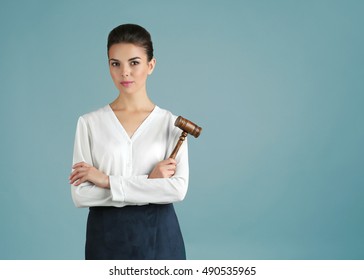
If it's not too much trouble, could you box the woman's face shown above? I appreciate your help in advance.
[108,43,155,95]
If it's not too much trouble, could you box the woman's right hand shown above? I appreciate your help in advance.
[148,158,177,179]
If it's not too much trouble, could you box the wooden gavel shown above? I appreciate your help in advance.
[169,116,202,159]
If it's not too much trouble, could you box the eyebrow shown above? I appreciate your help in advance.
[109,57,142,62]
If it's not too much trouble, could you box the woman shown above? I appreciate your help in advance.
[69,24,188,260]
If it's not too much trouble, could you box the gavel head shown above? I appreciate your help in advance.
[175,116,202,138]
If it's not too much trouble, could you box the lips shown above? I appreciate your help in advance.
[120,81,134,87]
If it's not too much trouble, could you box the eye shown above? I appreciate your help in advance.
[130,60,140,66]
[110,61,120,67]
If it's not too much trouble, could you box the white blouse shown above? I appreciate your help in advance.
[71,104,189,208]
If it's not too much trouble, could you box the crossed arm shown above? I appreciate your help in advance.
[69,116,189,207]
[69,158,177,188]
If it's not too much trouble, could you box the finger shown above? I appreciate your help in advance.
[70,170,87,184]
[167,167,176,173]
[72,162,84,168]
[160,165,175,173]
[69,169,80,179]
[70,176,79,185]
[72,161,88,169]
[167,170,175,177]
[72,166,88,173]
[69,167,87,180]
[73,176,86,186]
[75,176,87,185]
[163,166,175,175]
[167,164,176,170]
[73,180,82,186]
[166,158,177,165]
[71,179,80,186]
[160,162,176,169]
[70,174,81,185]
[160,171,170,178]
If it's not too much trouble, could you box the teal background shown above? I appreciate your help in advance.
[0,0,363,259]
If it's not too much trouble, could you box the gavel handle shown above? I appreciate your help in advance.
[169,131,188,159]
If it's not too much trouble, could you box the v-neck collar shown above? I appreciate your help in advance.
[106,104,159,142]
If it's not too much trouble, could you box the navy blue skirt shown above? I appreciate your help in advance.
[85,203,186,260]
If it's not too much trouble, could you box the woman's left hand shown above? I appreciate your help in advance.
[69,161,110,188]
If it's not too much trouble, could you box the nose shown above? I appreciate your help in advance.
[120,65,130,77]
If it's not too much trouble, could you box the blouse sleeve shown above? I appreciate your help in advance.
[109,134,189,204]
[71,117,124,207]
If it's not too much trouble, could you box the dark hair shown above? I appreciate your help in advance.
[107,24,154,61]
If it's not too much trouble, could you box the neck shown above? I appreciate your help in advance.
[110,89,154,111]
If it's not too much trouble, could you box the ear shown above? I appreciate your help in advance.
[148,58,156,75]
